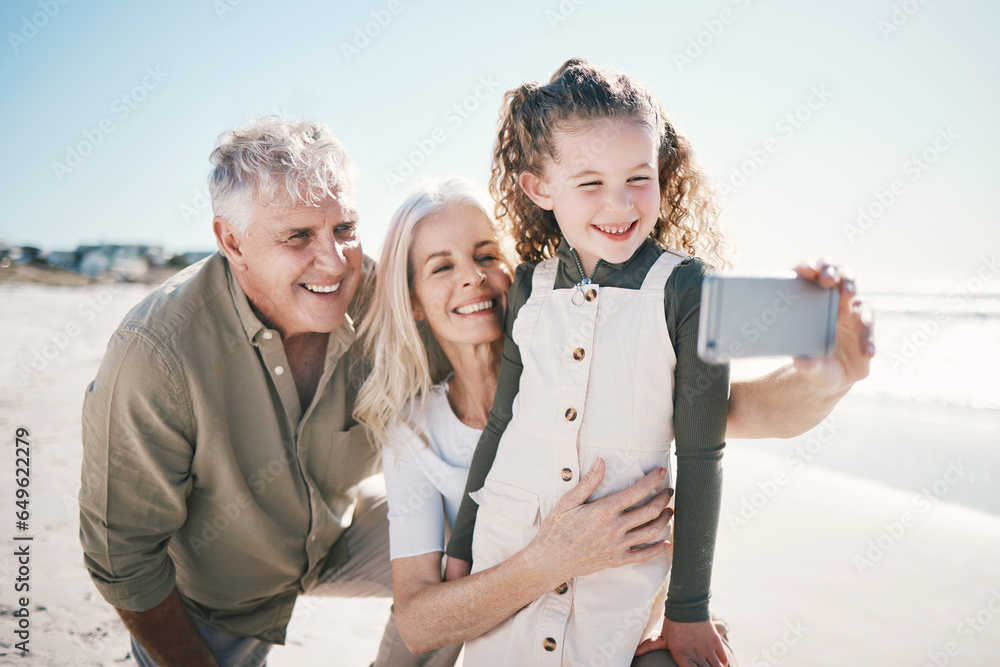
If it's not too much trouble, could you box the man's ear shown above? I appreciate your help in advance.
[214,217,248,271]
[518,172,555,211]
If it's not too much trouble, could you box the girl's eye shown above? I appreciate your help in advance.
[476,254,498,264]
[579,181,601,188]
[432,264,453,275]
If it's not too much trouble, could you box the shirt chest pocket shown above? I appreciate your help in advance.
[469,480,540,574]
[305,427,379,512]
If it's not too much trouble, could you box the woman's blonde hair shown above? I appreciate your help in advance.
[354,177,508,449]
[490,58,730,268]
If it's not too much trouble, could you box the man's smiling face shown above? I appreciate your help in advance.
[221,191,363,339]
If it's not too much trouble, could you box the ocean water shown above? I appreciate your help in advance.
[860,291,1000,411]
[732,290,1000,412]
[729,289,1000,517]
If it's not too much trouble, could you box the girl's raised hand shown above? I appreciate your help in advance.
[793,259,875,394]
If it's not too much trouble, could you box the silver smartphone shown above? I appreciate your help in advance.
[697,274,839,364]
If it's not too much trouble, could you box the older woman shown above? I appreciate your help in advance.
[355,177,871,664]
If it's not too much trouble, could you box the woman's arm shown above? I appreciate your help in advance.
[726,261,875,439]
[392,460,673,654]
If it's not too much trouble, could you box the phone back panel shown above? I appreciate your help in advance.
[697,275,839,363]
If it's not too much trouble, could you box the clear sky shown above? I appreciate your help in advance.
[1,0,997,292]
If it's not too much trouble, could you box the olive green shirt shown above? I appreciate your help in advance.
[79,253,377,643]
[447,238,729,623]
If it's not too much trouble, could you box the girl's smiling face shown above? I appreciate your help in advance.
[520,119,661,277]
[409,204,512,350]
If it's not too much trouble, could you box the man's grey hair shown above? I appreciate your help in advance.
[208,116,359,235]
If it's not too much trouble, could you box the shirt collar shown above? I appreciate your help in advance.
[554,236,659,283]
[225,259,268,343]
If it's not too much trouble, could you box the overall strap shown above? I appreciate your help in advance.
[530,257,560,293]
[641,248,688,291]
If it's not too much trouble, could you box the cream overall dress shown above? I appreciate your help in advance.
[465,249,687,667]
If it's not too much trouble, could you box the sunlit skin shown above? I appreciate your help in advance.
[409,205,512,428]
[410,206,511,350]
[520,119,662,277]
[214,193,363,341]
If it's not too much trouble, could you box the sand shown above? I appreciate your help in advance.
[2,281,999,666]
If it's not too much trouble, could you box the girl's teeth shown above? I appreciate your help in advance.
[596,224,631,235]
[455,299,497,315]
[303,283,340,294]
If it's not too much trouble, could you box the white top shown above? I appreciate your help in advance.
[383,381,481,560]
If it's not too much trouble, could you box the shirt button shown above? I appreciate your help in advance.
[585,288,597,302]
[555,582,568,595]
[262,331,273,340]
[561,468,573,481]
[564,408,577,422]
[572,347,585,361]
[543,637,557,651]
[274,366,285,376]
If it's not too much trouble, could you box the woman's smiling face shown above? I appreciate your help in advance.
[408,204,512,349]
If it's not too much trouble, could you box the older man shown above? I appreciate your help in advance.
[79,117,462,666]
[79,116,872,667]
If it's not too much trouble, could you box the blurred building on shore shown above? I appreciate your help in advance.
[0,239,214,283]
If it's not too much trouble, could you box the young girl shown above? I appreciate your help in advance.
[446,58,732,666]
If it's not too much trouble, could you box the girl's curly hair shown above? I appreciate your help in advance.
[489,58,730,268]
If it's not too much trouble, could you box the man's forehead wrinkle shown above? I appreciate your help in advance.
[263,197,357,220]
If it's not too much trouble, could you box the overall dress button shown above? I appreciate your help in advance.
[561,468,573,481]
[555,582,568,595]
[572,347,585,361]
[543,637,557,651]
[585,288,597,302]
[564,408,577,421]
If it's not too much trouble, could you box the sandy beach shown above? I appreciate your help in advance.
[2,281,999,666]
